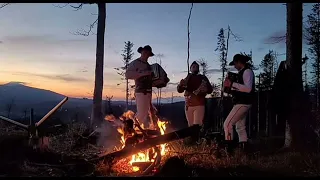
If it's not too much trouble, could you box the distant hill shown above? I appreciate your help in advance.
[0,82,184,107]
[152,96,185,104]
[0,82,184,119]
[0,82,64,105]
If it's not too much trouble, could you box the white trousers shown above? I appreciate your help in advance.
[185,106,205,127]
[223,104,251,142]
[135,92,152,128]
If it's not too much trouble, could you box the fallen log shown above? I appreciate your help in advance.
[89,125,201,164]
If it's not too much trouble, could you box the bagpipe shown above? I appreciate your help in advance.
[151,63,170,88]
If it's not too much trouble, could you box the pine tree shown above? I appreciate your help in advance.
[259,50,277,91]
[115,41,134,110]
[305,3,320,108]
[215,28,227,97]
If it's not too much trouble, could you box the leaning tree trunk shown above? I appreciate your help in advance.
[285,2,316,151]
[91,3,106,128]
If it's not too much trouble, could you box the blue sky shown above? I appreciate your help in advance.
[0,3,314,100]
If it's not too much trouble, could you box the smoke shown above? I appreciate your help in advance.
[96,118,121,151]
[96,111,136,151]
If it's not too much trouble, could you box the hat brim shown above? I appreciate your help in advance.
[138,48,154,57]
[229,61,235,66]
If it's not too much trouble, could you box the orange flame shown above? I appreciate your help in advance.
[115,110,169,172]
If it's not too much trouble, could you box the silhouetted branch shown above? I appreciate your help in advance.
[0,3,10,9]
[72,18,98,36]
[53,3,98,36]
[187,3,194,73]
[229,28,243,42]
[70,3,84,11]
[52,3,69,8]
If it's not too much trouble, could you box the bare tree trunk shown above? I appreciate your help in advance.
[187,3,193,73]
[222,26,230,97]
[5,98,15,118]
[91,3,106,127]
[284,120,292,147]
[126,78,129,111]
[317,4,320,109]
[285,2,315,150]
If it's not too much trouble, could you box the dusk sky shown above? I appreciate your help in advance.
[0,3,313,100]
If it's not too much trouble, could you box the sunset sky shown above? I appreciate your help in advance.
[0,3,313,100]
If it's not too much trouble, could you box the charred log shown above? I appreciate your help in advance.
[123,119,135,138]
[90,125,201,164]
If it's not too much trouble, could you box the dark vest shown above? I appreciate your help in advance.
[135,59,153,93]
[231,67,255,105]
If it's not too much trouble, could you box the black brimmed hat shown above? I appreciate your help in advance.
[229,54,250,66]
[137,45,154,57]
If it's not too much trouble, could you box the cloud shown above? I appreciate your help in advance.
[262,30,286,45]
[2,34,90,45]
[2,70,90,83]
[1,34,95,58]
[54,74,88,82]
[0,40,3,44]
[77,68,88,73]
[257,47,265,52]
[262,29,308,48]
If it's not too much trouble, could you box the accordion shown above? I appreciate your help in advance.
[151,63,170,88]
[224,71,239,94]
[193,79,208,96]
[184,74,208,96]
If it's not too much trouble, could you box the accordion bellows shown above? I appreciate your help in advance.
[193,79,208,95]
[151,63,170,88]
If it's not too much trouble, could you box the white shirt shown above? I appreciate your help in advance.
[231,69,254,93]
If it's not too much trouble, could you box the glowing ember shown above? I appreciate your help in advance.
[105,114,116,121]
[114,110,169,172]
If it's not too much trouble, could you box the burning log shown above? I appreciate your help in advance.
[149,103,160,131]
[132,162,153,170]
[90,124,201,164]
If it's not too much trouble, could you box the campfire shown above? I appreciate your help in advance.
[105,110,170,173]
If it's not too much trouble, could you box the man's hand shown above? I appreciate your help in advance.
[179,79,186,87]
[224,78,232,88]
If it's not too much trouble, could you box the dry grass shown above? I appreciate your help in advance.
[48,123,103,158]
[96,139,320,177]
[0,124,27,137]
[1,121,320,177]
[162,140,320,177]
